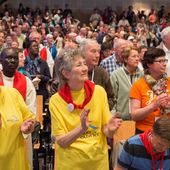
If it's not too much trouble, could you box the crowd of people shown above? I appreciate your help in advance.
[0,2,170,170]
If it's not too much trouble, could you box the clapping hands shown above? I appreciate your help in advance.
[107,112,122,133]
[80,109,91,131]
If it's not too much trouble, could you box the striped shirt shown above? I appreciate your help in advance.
[118,135,170,170]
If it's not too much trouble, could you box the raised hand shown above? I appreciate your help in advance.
[154,93,170,109]
[80,108,90,131]
[20,119,35,134]
[107,115,122,133]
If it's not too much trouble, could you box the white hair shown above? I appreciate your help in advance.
[79,39,100,52]
[113,38,129,49]
[161,26,170,40]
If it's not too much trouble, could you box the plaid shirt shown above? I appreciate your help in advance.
[99,53,122,76]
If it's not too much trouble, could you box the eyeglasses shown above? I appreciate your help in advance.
[154,59,168,64]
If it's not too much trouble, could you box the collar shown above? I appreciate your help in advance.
[58,80,95,111]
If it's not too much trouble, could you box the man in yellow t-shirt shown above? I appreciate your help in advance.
[0,86,35,170]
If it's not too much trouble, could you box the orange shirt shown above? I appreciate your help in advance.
[130,77,170,132]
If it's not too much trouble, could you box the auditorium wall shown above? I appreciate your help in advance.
[3,0,170,23]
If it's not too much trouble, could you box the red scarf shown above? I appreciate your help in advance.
[58,80,95,110]
[0,71,26,101]
[139,129,164,170]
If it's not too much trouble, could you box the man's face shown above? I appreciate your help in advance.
[2,49,19,77]
[29,41,39,57]
[152,134,170,153]
[84,43,100,70]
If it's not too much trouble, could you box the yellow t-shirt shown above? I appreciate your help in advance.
[0,86,35,170]
[49,85,112,170]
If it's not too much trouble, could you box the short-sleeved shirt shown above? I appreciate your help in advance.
[117,135,170,170]
[49,85,112,170]
[0,86,35,170]
[130,77,170,131]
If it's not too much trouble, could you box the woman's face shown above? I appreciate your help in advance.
[65,57,88,83]
[148,56,167,76]
[18,52,25,67]
[125,49,140,68]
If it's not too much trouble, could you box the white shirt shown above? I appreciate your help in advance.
[163,44,170,76]
[3,74,36,115]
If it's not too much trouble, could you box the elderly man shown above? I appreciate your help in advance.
[99,38,131,76]
[115,116,170,170]
[157,26,170,76]
[80,39,115,170]
[80,39,115,110]
[46,34,57,61]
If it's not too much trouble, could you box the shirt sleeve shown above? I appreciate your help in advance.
[130,81,142,101]
[100,86,112,126]
[49,94,66,136]
[15,89,35,121]
[117,140,133,169]
[26,77,36,115]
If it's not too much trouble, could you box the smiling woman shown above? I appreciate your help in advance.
[49,47,122,170]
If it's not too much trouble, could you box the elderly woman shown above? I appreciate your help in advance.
[0,84,35,169]
[49,48,122,170]
[110,46,143,120]
[130,47,170,134]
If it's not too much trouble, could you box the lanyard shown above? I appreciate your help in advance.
[91,69,94,83]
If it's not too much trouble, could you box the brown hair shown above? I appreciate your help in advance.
[153,116,170,141]
[121,46,138,63]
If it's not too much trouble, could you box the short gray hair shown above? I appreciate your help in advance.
[161,26,170,40]
[55,48,83,85]
[113,38,130,49]
[79,39,100,56]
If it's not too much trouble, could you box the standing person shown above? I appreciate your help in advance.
[130,47,170,134]
[0,85,35,170]
[100,38,130,76]
[0,48,36,169]
[157,26,170,76]
[114,116,170,170]
[110,46,143,120]
[80,39,115,110]
[24,40,51,107]
[46,34,57,61]
[27,31,54,76]
[0,48,36,114]
[49,48,122,170]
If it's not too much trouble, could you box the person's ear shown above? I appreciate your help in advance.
[147,63,152,69]
[62,69,70,80]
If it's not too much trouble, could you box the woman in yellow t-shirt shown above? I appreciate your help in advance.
[0,86,35,170]
[49,48,122,170]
